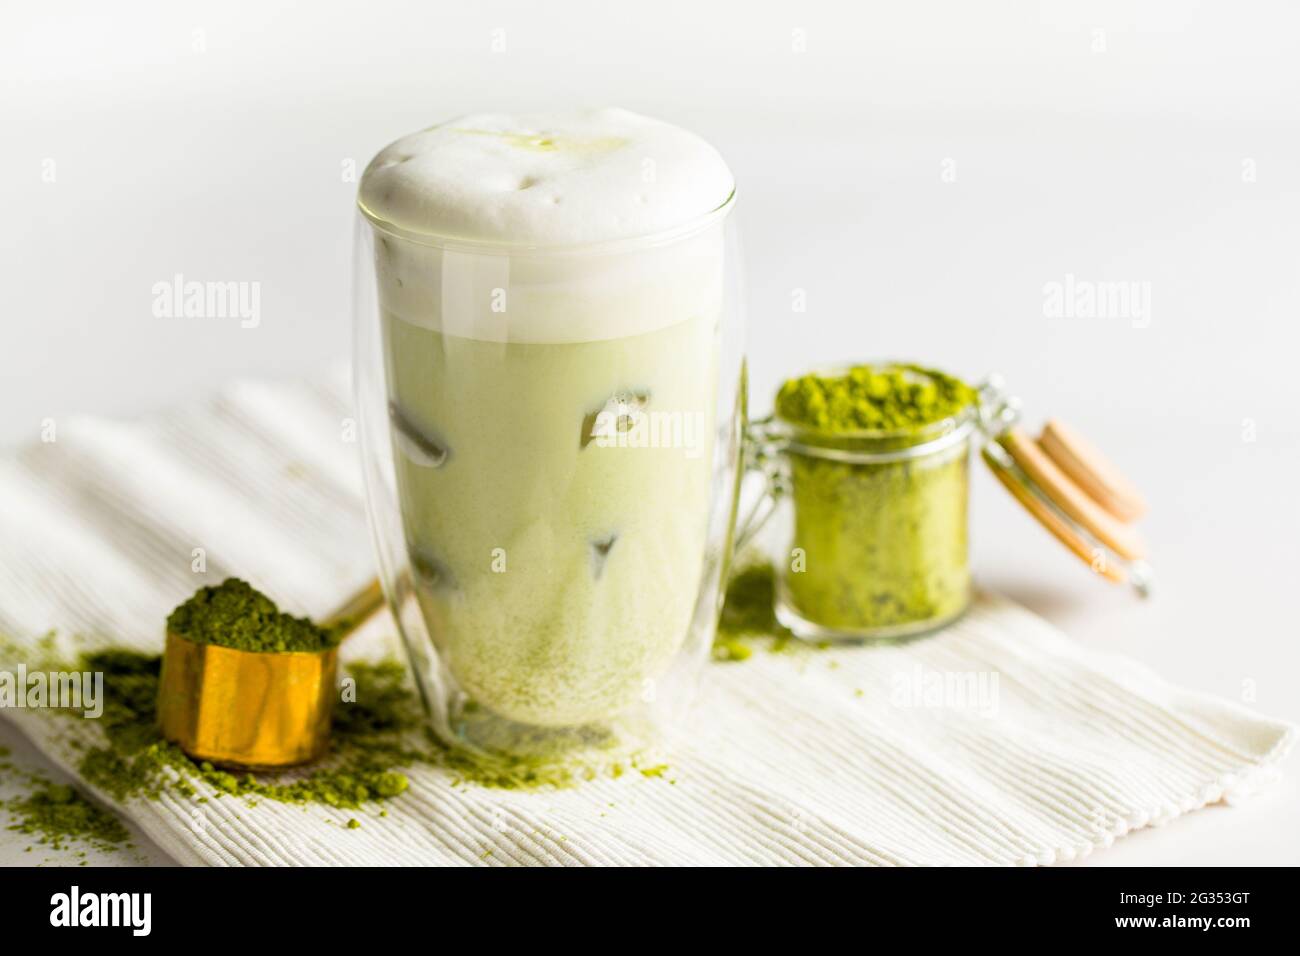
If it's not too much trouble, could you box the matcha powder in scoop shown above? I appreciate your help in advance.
[166,578,341,653]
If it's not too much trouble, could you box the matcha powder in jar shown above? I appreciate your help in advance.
[753,363,980,640]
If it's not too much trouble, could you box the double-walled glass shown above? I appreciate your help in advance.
[353,196,744,757]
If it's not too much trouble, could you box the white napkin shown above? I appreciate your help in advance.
[0,370,1291,865]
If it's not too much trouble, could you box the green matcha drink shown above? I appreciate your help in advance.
[383,314,718,726]
[358,109,739,734]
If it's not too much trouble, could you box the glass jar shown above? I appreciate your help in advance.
[352,194,745,758]
[740,368,1003,641]
[739,366,1152,642]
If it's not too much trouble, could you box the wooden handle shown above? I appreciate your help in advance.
[1038,418,1147,523]
[982,448,1127,584]
[1000,428,1147,561]
[321,578,386,636]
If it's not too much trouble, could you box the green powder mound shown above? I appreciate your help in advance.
[775,363,976,434]
[166,578,338,653]
[718,563,782,636]
[4,781,132,854]
[711,562,797,660]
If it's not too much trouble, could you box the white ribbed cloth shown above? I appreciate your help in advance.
[0,370,1292,866]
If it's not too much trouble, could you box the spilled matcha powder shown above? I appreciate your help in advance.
[8,641,660,816]
[166,578,339,653]
[0,562,682,858]
[75,650,411,807]
[5,782,132,856]
[772,364,978,637]
[712,562,793,660]
[1,745,132,858]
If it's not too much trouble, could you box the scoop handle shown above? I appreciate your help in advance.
[321,578,386,636]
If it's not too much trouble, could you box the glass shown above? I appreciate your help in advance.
[739,366,995,642]
[737,368,1153,640]
[353,194,745,758]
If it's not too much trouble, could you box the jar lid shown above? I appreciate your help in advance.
[977,377,1152,596]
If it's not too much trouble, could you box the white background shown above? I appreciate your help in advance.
[1,0,1297,866]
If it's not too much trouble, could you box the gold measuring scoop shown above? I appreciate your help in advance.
[157,579,385,770]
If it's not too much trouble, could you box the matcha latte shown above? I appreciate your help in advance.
[357,110,740,735]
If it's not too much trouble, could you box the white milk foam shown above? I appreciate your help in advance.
[360,109,734,345]
[359,108,734,246]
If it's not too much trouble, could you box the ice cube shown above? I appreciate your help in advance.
[589,533,618,580]
[389,400,451,467]
[580,390,650,449]
[410,546,457,592]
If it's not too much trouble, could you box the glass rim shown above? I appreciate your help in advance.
[357,187,736,256]
[763,415,976,464]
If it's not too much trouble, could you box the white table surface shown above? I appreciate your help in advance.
[2,0,1296,866]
